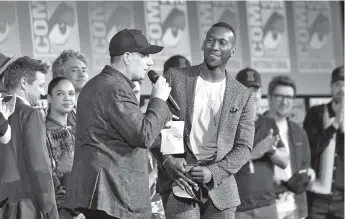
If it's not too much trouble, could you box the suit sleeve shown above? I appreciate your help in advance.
[207,92,255,186]
[23,110,58,219]
[107,89,171,149]
[303,106,337,158]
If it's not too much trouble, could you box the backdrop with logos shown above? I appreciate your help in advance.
[0,1,343,96]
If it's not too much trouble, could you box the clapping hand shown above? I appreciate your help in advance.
[0,94,16,120]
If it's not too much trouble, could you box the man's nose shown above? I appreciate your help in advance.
[210,41,220,50]
[40,88,45,96]
[78,69,87,77]
[147,56,154,66]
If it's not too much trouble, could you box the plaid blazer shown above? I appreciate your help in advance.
[63,65,171,219]
[151,64,255,210]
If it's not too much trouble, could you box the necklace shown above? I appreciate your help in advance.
[201,78,225,127]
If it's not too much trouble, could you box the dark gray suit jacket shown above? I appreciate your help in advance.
[151,64,255,210]
[64,65,171,219]
[0,97,58,219]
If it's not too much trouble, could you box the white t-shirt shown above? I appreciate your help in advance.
[274,118,296,212]
[189,76,226,161]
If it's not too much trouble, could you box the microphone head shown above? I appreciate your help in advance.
[148,70,159,83]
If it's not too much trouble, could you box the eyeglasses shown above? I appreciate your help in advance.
[272,94,294,101]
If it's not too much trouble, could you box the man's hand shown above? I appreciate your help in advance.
[164,115,179,129]
[74,213,85,219]
[188,166,212,184]
[251,129,280,160]
[163,157,198,191]
[0,94,16,120]
[299,168,316,182]
[151,76,171,101]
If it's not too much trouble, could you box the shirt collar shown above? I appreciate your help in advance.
[9,94,31,106]
[102,65,136,90]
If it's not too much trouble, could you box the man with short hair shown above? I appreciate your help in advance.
[234,68,289,219]
[265,75,315,219]
[303,66,344,219]
[64,29,172,219]
[0,56,58,219]
[51,50,89,134]
[52,50,89,102]
[151,22,255,219]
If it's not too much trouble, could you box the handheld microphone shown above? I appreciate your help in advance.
[148,70,180,111]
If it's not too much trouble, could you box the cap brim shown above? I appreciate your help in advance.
[0,53,20,76]
[139,45,163,55]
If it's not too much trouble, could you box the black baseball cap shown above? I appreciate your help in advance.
[331,66,344,83]
[235,67,261,88]
[109,29,163,57]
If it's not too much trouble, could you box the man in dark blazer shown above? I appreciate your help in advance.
[303,66,344,219]
[64,29,172,219]
[151,22,256,219]
[264,75,315,219]
[0,56,58,219]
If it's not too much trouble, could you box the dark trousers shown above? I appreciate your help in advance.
[235,203,278,219]
[160,190,236,219]
[307,192,344,219]
[76,208,119,219]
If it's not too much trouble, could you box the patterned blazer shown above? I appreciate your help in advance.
[151,64,255,210]
[63,66,171,219]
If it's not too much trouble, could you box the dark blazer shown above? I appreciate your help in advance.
[151,64,255,210]
[274,118,311,218]
[303,103,344,189]
[0,97,58,219]
[64,65,171,219]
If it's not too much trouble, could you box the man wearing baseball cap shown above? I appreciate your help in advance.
[304,66,344,219]
[235,67,289,219]
[64,29,172,219]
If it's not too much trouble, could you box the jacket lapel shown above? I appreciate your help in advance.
[185,65,201,136]
[215,74,239,162]
[287,120,298,173]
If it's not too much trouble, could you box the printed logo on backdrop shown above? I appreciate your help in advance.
[145,0,191,72]
[197,1,242,72]
[88,2,134,72]
[29,1,80,64]
[246,1,291,73]
[293,2,335,73]
[0,2,20,56]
